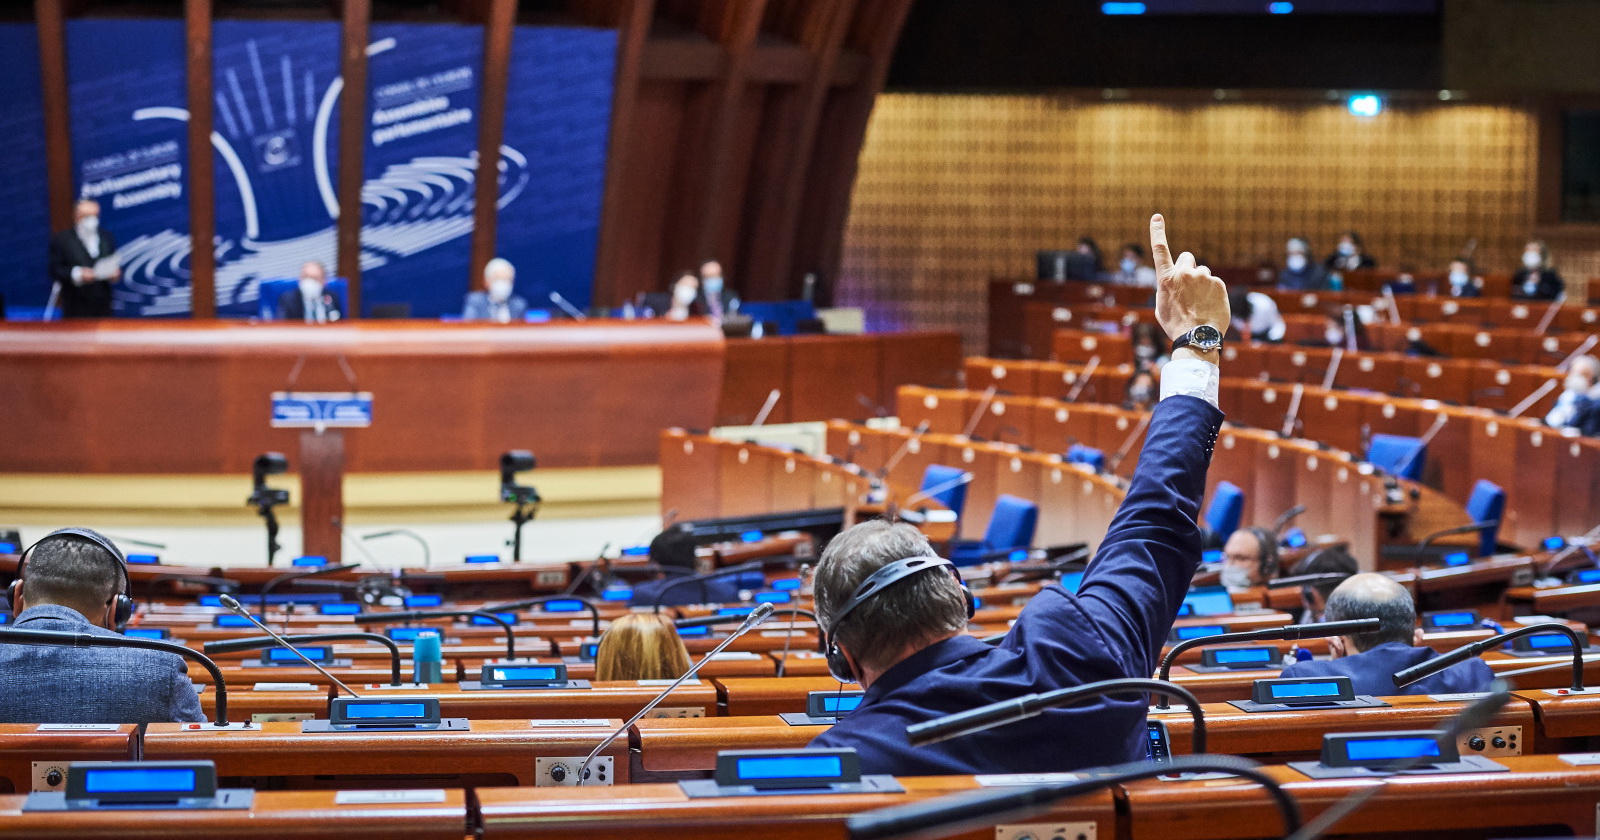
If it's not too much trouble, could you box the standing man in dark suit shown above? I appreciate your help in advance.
[697,259,740,321]
[48,199,120,318]
[807,214,1229,775]
[0,529,204,724]
[277,260,343,323]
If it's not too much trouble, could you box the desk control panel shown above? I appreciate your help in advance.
[996,824,1095,840]
[535,756,614,787]
[1459,725,1522,758]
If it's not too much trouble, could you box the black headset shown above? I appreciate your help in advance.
[822,556,976,683]
[7,528,134,632]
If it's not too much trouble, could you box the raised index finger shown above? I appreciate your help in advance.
[1150,213,1173,276]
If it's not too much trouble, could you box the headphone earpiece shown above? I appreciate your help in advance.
[820,556,970,684]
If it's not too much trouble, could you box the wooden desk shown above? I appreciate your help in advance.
[0,788,468,839]
[0,319,723,472]
[477,777,1114,840]
[717,332,962,426]
[143,718,628,787]
[714,677,861,717]
[0,725,138,795]
[1121,755,1600,839]
[201,680,719,722]
[631,715,819,778]
[1153,694,1537,760]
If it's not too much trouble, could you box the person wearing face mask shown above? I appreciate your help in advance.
[48,199,121,318]
[1444,257,1482,298]
[697,260,739,321]
[462,257,529,323]
[1323,231,1376,273]
[1109,243,1157,287]
[1511,240,1564,301]
[1544,355,1600,431]
[1320,306,1370,352]
[662,272,701,321]
[277,261,343,324]
[1122,370,1156,411]
[1129,322,1169,373]
[1226,286,1286,343]
[1276,237,1328,291]
[1220,527,1280,592]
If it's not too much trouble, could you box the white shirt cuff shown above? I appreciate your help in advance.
[1160,358,1220,408]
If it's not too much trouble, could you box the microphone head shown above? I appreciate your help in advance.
[744,602,777,629]
[218,594,245,613]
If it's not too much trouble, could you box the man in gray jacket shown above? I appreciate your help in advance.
[1,529,203,724]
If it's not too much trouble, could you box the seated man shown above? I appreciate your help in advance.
[1545,354,1600,431]
[462,258,529,323]
[1293,545,1359,623]
[1280,573,1493,696]
[808,214,1228,775]
[1220,526,1280,591]
[0,529,203,724]
[278,261,342,323]
[627,526,744,608]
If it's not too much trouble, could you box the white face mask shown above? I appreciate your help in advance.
[1326,328,1345,346]
[1128,384,1152,403]
[1120,258,1137,275]
[299,278,322,299]
[488,279,513,302]
[702,276,723,296]
[1286,254,1307,272]
[1523,251,1542,270]
[1337,241,1355,257]
[78,215,99,235]
[673,285,697,305]
[1220,565,1254,590]
[1567,374,1590,394]
[1449,271,1469,287]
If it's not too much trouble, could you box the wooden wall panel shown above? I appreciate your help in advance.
[838,96,1558,353]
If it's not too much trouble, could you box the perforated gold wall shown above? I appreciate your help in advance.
[838,94,1548,352]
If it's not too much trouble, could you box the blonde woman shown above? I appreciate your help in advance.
[594,613,692,681]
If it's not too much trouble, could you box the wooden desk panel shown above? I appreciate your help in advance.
[632,716,819,773]
[0,788,468,839]
[143,719,626,787]
[715,677,860,717]
[477,778,1114,840]
[1122,756,1600,840]
[0,320,724,472]
[717,337,792,426]
[0,725,138,795]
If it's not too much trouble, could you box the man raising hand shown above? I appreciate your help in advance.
[807,215,1229,775]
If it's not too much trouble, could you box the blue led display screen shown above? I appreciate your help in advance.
[83,768,196,794]
[1270,681,1340,699]
[736,755,843,781]
[344,702,426,719]
[1345,737,1441,762]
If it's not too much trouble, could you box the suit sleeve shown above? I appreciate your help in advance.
[48,233,75,286]
[167,658,206,723]
[1070,396,1223,675]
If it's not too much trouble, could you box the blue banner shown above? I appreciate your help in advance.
[359,23,484,318]
[67,19,190,317]
[210,20,344,317]
[495,27,616,312]
[0,25,51,316]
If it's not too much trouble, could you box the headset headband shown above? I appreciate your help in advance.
[826,556,954,633]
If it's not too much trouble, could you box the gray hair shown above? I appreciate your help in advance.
[812,520,968,674]
[484,257,515,281]
[1323,572,1415,652]
[23,533,121,612]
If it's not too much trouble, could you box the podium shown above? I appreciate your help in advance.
[271,392,373,564]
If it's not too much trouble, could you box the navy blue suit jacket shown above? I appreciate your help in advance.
[629,574,746,608]
[809,395,1223,775]
[1280,641,1495,697]
[0,605,204,724]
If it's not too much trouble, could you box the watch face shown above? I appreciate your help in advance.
[1190,325,1223,351]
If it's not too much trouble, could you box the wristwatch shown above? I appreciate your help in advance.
[1171,324,1223,354]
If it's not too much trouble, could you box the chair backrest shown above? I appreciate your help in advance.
[920,464,969,519]
[1066,444,1105,472]
[1465,479,1506,557]
[982,494,1038,553]
[1204,481,1245,541]
[1367,434,1425,481]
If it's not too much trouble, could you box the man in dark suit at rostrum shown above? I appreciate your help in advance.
[48,199,120,318]
[0,529,204,724]
[808,214,1229,775]
[1279,573,1493,697]
[278,260,344,323]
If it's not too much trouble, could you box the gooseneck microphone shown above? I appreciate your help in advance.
[362,529,432,568]
[1283,683,1511,840]
[1155,618,1382,708]
[907,678,1206,755]
[258,563,361,611]
[204,632,403,686]
[485,596,602,638]
[1271,504,1308,535]
[0,627,233,727]
[1393,625,1585,693]
[219,594,363,698]
[577,602,777,782]
[354,609,519,661]
[549,291,587,320]
[845,754,1299,840]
